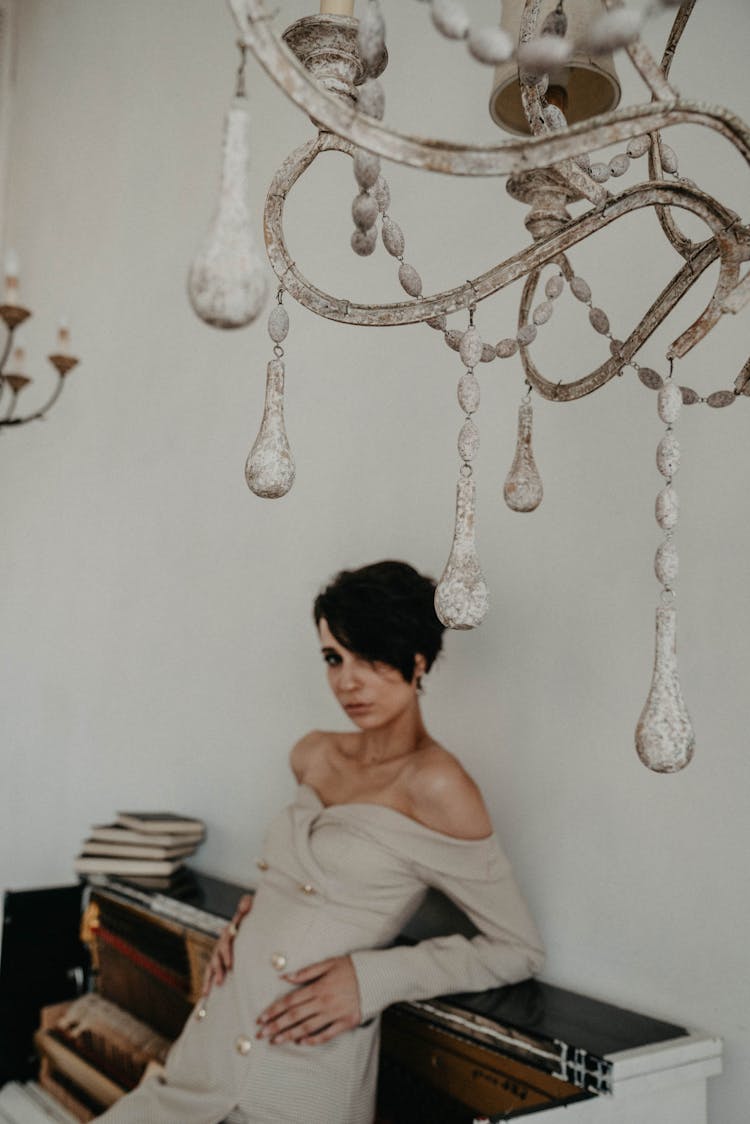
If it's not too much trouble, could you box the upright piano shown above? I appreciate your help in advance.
[2,871,721,1123]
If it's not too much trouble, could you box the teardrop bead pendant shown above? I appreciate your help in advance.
[504,401,543,512]
[435,475,489,630]
[187,97,268,329]
[245,360,295,498]
[635,606,695,773]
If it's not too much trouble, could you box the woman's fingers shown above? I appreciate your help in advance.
[257,984,316,1033]
[270,1012,335,1044]
[281,958,332,984]
[237,894,253,917]
[258,999,319,1040]
[203,918,244,994]
[300,1019,350,1046]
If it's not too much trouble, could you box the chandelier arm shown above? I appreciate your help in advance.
[626,0,701,261]
[721,270,750,316]
[2,392,18,421]
[265,134,744,355]
[661,0,697,81]
[601,0,677,103]
[0,324,18,411]
[647,131,703,261]
[516,239,720,401]
[0,330,14,374]
[0,375,65,428]
[232,0,750,178]
[670,243,742,359]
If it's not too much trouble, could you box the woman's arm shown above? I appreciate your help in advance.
[349,754,544,1020]
[350,840,544,1022]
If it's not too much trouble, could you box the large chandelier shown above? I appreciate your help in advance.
[187,0,750,773]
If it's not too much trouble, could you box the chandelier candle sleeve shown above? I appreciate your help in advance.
[56,318,71,357]
[3,250,19,306]
[320,1,354,14]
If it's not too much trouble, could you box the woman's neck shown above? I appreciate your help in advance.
[347,701,429,768]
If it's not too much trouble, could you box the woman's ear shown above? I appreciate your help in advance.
[414,653,427,681]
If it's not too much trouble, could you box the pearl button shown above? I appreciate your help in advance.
[270,952,287,971]
[299,883,315,895]
[195,1006,207,1021]
[256,858,269,871]
[235,1035,252,1056]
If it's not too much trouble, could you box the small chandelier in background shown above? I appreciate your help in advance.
[186,0,750,771]
[0,252,80,430]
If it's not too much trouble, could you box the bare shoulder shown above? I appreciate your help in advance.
[289,730,335,781]
[406,745,493,840]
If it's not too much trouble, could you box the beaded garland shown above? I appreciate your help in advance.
[635,359,696,772]
[418,0,686,73]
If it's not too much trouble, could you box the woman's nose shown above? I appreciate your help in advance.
[338,660,362,690]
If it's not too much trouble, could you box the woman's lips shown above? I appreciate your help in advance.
[345,702,372,714]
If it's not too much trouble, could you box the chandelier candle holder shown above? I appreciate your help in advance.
[0,253,80,430]
[186,0,750,768]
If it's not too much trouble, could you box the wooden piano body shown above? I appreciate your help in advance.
[2,872,721,1123]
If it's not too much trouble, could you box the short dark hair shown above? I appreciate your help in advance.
[313,561,445,682]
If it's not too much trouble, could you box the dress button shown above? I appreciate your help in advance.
[235,1035,252,1056]
[299,883,315,895]
[270,952,287,971]
[256,858,269,871]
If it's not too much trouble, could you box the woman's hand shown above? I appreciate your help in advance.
[256,955,362,1046]
[201,894,253,995]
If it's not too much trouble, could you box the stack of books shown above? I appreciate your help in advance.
[74,812,205,881]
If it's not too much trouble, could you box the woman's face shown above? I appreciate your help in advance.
[318,618,422,731]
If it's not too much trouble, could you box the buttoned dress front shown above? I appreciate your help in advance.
[94,783,544,1124]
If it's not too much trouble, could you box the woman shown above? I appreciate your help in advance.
[96,561,544,1124]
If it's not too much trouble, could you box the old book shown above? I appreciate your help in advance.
[81,839,198,861]
[89,823,204,847]
[74,855,184,877]
[115,812,205,836]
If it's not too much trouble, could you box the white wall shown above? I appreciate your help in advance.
[1,2,748,1120]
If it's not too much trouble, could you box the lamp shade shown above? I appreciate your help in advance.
[489,0,621,135]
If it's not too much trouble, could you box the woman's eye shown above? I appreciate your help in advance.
[323,652,342,667]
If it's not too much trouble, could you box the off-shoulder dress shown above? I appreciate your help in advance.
[95,782,544,1124]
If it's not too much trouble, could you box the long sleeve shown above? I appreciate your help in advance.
[350,834,544,1023]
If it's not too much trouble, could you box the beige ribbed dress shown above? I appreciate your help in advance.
[95,783,544,1124]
